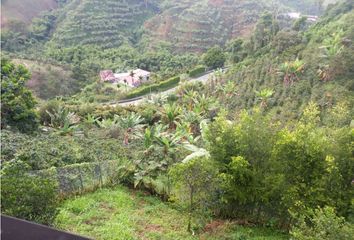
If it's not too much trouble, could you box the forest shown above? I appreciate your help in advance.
[1,0,354,239]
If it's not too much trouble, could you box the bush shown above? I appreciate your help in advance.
[125,76,180,99]
[188,65,206,77]
[38,99,62,125]
[1,59,39,133]
[290,206,354,240]
[203,46,226,69]
[1,160,59,224]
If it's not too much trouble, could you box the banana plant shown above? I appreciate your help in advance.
[255,88,274,108]
[46,105,80,128]
[96,118,117,129]
[142,124,167,155]
[279,58,305,85]
[160,103,181,130]
[182,143,210,163]
[114,112,145,145]
[319,30,344,59]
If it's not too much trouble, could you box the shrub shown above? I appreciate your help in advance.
[38,99,62,125]
[188,65,206,78]
[1,160,59,224]
[290,206,354,240]
[203,46,226,69]
[125,76,180,99]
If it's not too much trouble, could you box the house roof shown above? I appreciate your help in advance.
[133,69,150,77]
[100,70,116,81]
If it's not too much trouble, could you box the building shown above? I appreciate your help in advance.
[99,70,117,83]
[99,69,150,87]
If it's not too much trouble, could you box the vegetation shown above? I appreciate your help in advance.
[188,65,206,78]
[1,1,353,240]
[1,160,59,224]
[125,76,181,99]
[1,59,39,132]
[55,186,288,240]
[290,206,354,240]
[203,46,226,69]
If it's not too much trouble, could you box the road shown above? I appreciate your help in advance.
[110,70,218,107]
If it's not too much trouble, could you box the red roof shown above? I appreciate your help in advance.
[100,70,116,82]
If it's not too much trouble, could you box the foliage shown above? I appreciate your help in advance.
[255,88,274,108]
[1,160,59,224]
[170,157,218,232]
[290,206,354,240]
[125,76,180,99]
[1,129,130,170]
[1,59,39,132]
[203,46,226,69]
[204,105,353,225]
[188,65,206,78]
[55,187,288,239]
[225,38,247,64]
[251,12,279,51]
[279,58,305,85]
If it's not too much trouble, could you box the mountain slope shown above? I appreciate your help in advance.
[49,0,159,49]
[221,2,354,120]
[144,0,270,53]
[1,0,58,27]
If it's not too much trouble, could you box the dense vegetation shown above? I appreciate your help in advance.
[1,0,353,239]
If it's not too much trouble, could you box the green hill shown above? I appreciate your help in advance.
[220,1,354,120]
[49,0,158,49]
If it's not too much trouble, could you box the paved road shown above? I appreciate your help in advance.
[109,69,223,107]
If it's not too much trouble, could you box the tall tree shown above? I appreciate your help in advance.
[1,59,39,132]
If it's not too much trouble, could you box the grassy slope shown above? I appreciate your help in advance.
[55,186,288,240]
[12,59,78,99]
[1,0,57,27]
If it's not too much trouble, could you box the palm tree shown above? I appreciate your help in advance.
[255,88,274,108]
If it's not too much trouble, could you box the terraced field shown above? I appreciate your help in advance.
[50,0,158,48]
[144,0,269,53]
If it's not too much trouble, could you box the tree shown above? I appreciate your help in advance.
[226,38,246,63]
[1,59,39,132]
[252,12,279,50]
[169,157,217,233]
[203,46,226,69]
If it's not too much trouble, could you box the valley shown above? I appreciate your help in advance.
[1,1,353,240]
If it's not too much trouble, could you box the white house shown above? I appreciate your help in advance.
[100,68,151,87]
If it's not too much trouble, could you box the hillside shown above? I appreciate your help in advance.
[1,1,353,239]
[12,59,79,99]
[144,0,270,53]
[1,0,58,28]
[219,1,354,120]
[48,0,159,49]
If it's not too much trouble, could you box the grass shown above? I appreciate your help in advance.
[54,186,289,240]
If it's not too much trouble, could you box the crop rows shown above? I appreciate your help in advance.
[51,0,155,48]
